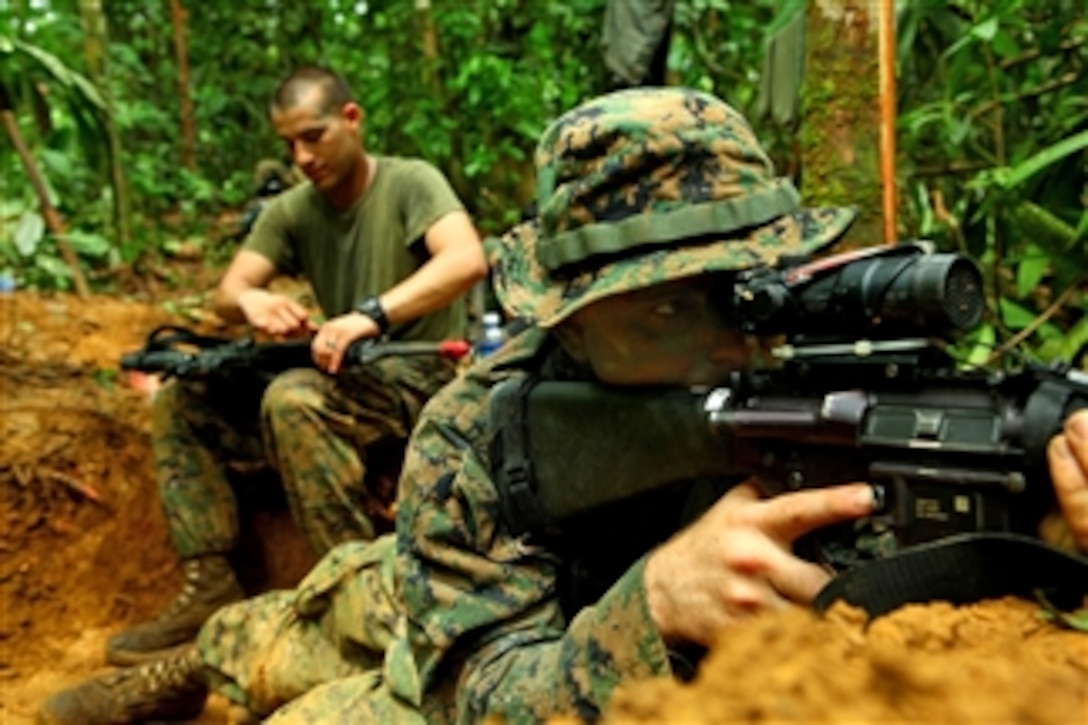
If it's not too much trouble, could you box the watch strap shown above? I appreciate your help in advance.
[356,295,391,334]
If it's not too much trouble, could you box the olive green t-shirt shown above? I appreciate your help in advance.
[244,156,466,341]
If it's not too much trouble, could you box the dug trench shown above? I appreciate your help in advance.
[0,291,316,723]
[1,291,1085,723]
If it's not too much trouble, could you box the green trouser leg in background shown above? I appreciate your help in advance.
[152,375,265,558]
[107,356,454,665]
[602,0,675,88]
[157,356,455,558]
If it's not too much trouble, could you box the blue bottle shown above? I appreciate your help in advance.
[476,311,507,358]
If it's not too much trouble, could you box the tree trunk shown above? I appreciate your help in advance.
[169,0,197,171]
[800,0,883,248]
[0,84,91,298]
[78,0,132,248]
[415,0,441,92]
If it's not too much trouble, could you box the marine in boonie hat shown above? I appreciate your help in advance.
[489,86,857,327]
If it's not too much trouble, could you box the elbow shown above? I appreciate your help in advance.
[465,245,489,286]
[469,255,489,286]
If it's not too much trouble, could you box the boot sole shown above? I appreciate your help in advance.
[105,641,195,667]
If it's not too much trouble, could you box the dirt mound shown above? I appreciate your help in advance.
[608,597,1088,722]
[0,293,185,719]
[0,291,313,724]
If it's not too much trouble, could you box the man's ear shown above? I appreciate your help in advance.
[551,321,588,364]
[343,102,365,130]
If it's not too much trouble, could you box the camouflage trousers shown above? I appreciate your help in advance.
[603,0,675,87]
[197,536,426,721]
[153,356,455,558]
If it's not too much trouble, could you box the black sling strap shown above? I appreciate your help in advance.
[814,533,1088,619]
[490,376,556,536]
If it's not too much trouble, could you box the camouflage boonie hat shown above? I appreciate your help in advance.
[490,87,857,327]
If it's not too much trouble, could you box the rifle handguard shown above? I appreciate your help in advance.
[121,325,471,380]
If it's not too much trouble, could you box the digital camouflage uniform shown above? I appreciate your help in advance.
[194,87,856,723]
[156,355,454,557]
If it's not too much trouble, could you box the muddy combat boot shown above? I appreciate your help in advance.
[38,646,207,724]
[106,554,244,666]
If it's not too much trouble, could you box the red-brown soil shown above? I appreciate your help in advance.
[2,289,1086,724]
[607,598,1088,722]
[0,290,314,724]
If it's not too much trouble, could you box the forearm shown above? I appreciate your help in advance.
[213,249,281,325]
[377,244,486,326]
[212,280,253,323]
[455,557,671,723]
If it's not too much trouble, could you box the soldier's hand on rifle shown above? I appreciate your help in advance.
[238,289,315,337]
[1049,409,1088,554]
[643,481,875,648]
[312,312,380,375]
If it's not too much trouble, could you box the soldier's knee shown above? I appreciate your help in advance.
[151,379,209,431]
[261,369,325,424]
[153,378,196,410]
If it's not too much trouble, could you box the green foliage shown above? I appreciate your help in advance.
[897,0,1087,366]
[671,0,779,108]
[1036,590,1088,632]
[0,0,1083,370]
[0,29,113,291]
[0,0,796,288]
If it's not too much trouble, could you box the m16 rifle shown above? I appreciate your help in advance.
[489,242,1088,615]
[122,325,471,382]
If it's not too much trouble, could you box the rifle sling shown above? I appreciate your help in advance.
[147,324,231,347]
[814,532,1088,619]
[491,376,556,536]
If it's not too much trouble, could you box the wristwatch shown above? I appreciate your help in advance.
[356,295,391,334]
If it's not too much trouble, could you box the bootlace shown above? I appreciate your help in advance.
[103,647,204,697]
[155,560,203,620]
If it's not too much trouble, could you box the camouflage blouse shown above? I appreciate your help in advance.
[386,327,673,723]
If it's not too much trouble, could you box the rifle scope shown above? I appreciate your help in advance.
[725,243,985,338]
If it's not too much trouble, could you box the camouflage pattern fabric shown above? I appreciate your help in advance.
[198,536,399,717]
[390,329,673,722]
[489,87,855,327]
[197,330,667,722]
[155,355,456,558]
[602,0,675,87]
[196,87,859,721]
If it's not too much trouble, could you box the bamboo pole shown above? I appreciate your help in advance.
[878,0,897,245]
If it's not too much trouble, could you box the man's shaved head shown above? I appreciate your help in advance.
[271,66,356,117]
